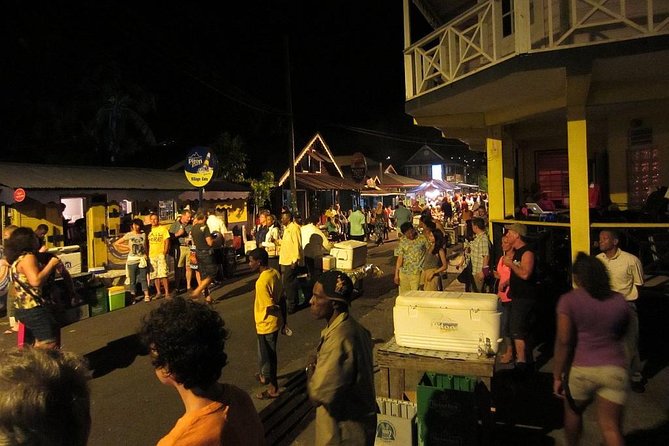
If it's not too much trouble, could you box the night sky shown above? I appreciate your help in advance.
[2,1,462,178]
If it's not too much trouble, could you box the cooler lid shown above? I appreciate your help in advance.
[396,290,498,311]
[333,240,367,249]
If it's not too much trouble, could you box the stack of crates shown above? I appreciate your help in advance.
[417,372,479,446]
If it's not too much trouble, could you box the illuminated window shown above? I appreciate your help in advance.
[431,164,443,180]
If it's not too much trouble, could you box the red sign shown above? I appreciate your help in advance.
[13,188,26,203]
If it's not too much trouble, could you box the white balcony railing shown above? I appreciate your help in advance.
[404,0,669,99]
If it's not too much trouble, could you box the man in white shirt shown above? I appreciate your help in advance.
[597,229,645,392]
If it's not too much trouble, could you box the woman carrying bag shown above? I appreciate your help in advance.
[6,227,65,349]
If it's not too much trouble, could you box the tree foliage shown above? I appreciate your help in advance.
[211,132,247,182]
[250,171,275,212]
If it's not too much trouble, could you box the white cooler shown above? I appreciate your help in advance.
[393,291,501,354]
[330,240,367,270]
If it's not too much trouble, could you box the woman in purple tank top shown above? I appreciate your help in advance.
[553,253,630,446]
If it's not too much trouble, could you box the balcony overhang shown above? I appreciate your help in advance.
[406,36,669,136]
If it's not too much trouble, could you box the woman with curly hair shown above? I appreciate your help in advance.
[140,298,264,445]
[5,227,64,349]
[553,252,630,446]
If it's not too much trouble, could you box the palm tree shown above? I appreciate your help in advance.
[95,95,156,162]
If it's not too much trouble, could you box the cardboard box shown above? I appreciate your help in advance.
[108,286,126,311]
[57,251,82,274]
[330,240,367,270]
[89,286,109,316]
[375,398,416,446]
[322,255,335,271]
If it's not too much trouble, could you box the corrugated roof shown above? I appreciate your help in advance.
[0,162,197,191]
[295,173,361,191]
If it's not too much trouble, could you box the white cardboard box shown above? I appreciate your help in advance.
[330,240,367,270]
[375,398,416,445]
[394,290,501,354]
[57,251,82,275]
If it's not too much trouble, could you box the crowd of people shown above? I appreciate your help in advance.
[0,194,653,445]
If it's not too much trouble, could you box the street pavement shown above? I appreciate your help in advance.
[2,230,668,445]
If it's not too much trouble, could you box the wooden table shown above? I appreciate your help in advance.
[376,337,495,399]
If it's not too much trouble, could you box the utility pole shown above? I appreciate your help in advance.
[284,35,298,216]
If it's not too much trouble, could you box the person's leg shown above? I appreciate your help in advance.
[596,397,625,446]
[563,400,583,446]
[185,264,193,291]
[409,272,421,291]
[154,279,162,297]
[266,331,279,393]
[137,266,150,300]
[162,277,170,297]
[127,262,139,299]
[281,265,298,313]
[624,304,644,391]
[257,333,269,382]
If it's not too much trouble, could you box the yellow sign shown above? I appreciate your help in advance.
[185,147,217,187]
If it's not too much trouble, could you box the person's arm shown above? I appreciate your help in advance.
[504,249,534,280]
[632,256,644,286]
[308,337,353,407]
[20,254,61,288]
[162,231,170,256]
[394,254,403,286]
[431,248,449,278]
[553,312,574,398]
[113,234,129,252]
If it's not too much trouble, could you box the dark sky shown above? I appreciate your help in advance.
[2,1,462,177]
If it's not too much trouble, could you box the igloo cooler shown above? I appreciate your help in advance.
[393,291,501,354]
[330,240,367,270]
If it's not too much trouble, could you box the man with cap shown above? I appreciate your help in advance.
[306,270,377,445]
[502,223,536,371]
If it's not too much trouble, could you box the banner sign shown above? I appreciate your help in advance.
[184,147,218,187]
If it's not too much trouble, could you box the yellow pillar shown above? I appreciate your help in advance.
[486,126,505,239]
[567,107,590,260]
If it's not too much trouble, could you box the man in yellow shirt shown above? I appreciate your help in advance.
[148,213,171,298]
[249,248,283,399]
[278,210,302,314]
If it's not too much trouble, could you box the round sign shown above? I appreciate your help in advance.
[13,188,26,203]
[350,152,367,182]
[184,147,218,188]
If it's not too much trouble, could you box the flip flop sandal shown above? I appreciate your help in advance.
[255,390,280,400]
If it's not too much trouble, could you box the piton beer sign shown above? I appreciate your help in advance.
[185,147,218,187]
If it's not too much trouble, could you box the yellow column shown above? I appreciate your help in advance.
[567,107,590,260]
[486,126,505,239]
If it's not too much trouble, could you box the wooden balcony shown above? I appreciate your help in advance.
[404,0,669,100]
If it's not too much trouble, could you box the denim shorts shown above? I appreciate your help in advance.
[15,306,59,344]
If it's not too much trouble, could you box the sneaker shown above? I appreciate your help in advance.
[281,326,293,336]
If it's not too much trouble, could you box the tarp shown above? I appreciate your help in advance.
[408,179,461,194]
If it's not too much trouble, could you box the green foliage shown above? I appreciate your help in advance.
[250,171,275,210]
[212,132,247,182]
[478,174,488,192]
